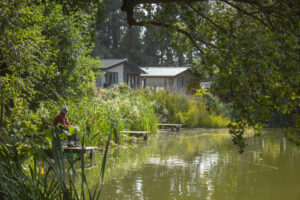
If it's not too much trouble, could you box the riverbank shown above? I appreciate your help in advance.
[81,128,300,200]
[26,84,231,148]
[0,84,231,199]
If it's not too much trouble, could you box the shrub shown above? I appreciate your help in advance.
[135,88,230,128]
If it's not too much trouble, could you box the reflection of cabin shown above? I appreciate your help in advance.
[96,59,145,89]
[140,67,199,92]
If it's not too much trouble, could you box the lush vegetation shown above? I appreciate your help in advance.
[1,0,298,198]
[0,80,229,199]
[136,88,230,128]
[92,0,192,66]
[121,0,300,151]
[0,0,103,199]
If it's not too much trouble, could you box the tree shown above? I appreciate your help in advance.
[92,0,187,66]
[92,0,127,58]
[119,26,145,64]
[0,0,104,129]
[121,0,300,151]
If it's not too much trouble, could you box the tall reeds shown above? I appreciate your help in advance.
[135,88,230,128]
[0,127,110,199]
[0,84,230,199]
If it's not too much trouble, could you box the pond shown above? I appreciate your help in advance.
[81,128,300,200]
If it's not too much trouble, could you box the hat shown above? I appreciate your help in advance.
[61,106,68,112]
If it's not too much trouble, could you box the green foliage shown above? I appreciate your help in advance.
[0,0,110,198]
[0,127,109,200]
[194,88,208,98]
[228,121,247,153]
[121,0,300,150]
[92,0,189,66]
[0,0,102,110]
[50,85,158,146]
[135,89,230,128]
[0,83,159,199]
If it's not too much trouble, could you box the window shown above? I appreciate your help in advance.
[127,74,139,89]
[177,76,184,88]
[105,72,118,86]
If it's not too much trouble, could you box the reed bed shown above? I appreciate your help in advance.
[0,84,230,199]
[135,88,230,128]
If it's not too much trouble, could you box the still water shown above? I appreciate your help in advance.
[83,129,300,200]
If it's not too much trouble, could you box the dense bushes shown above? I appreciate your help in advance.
[0,84,159,199]
[135,88,230,128]
[1,84,230,151]
[1,84,229,153]
[66,84,158,146]
[0,84,230,199]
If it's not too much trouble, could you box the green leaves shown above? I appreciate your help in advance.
[0,0,105,122]
[119,0,299,150]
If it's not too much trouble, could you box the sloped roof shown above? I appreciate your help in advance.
[100,59,126,68]
[140,67,189,77]
[99,59,145,73]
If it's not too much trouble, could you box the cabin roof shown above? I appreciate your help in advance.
[140,67,189,77]
[99,59,145,73]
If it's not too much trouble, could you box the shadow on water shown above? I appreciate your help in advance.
[77,128,300,200]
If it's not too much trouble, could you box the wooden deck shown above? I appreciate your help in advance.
[157,123,183,131]
[121,131,150,140]
[63,146,98,159]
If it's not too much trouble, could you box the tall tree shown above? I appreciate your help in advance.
[92,0,187,66]
[142,27,160,66]
[0,0,103,109]
[119,27,144,64]
[92,0,127,58]
[121,0,300,151]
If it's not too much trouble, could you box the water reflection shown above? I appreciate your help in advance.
[147,156,188,168]
[82,129,300,200]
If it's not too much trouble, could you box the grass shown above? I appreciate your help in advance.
[135,88,230,128]
[0,84,231,199]
[0,128,110,199]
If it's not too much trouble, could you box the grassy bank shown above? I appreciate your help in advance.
[135,88,230,128]
[1,84,229,149]
[0,84,231,199]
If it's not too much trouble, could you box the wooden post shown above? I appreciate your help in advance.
[143,133,148,140]
[89,151,93,160]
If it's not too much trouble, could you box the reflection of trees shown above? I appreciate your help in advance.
[210,129,300,200]
[82,129,300,199]
[99,129,233,199]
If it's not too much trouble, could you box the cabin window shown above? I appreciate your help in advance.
[166,78,174,89]
[177,76,184,88]
[105,72,118,85]
[127,74,139,89]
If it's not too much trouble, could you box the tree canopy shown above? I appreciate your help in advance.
[121,0,300,151]
[0,0,104,107]
[0,0,107,137]
[1,0,299,152]
[92,0,192,66]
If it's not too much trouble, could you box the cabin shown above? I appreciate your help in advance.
[96,59,145,89]
[140,67,200,92]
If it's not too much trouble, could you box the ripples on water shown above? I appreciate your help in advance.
[82,129,300,200]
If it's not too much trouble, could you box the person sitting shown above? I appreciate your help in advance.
[53,106,80,147]
[53,106,71,129]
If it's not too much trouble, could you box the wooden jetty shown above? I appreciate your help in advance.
[157,123,183,131]
[63,146,98,159]
[121,131,149,140]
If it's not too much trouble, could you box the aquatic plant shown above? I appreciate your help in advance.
[135,88,230,128]
[0,126,111,200]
